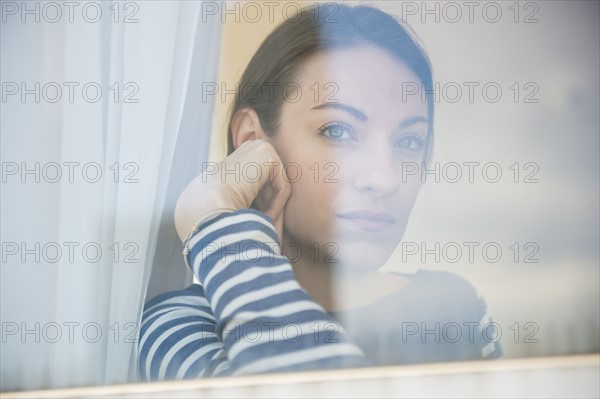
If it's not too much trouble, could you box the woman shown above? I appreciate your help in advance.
[138,3,502,381]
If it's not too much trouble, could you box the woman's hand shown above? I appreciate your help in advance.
[174,139,291,243]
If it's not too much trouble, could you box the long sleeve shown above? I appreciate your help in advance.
[138,208,368,381]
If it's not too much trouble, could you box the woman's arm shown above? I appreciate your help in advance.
[138,284,229,380]
[138,208,369,381]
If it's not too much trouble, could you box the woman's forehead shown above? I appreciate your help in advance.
[290,47,428,121]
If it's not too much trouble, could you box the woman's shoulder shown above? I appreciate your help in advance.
[391,269,482,297]
[385,269,488,317]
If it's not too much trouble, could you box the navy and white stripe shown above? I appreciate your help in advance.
[138,208,368,381]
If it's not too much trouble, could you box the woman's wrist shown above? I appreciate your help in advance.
[174,179,238,241]
[181,207,236,272]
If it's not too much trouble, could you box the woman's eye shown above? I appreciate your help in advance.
[319,122,353,141]
[396,135,426,151]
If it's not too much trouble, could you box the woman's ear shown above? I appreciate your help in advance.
[230,107,268,149]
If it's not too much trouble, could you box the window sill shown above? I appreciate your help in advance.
[3,354,598,398]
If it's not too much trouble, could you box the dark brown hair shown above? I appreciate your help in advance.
[226,3,434,161]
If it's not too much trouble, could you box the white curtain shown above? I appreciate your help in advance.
[0,0,221,391]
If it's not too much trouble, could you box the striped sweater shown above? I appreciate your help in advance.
[138,208,501,381]
[139,209,368,381]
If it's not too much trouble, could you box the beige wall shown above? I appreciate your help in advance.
[209,1,296,162]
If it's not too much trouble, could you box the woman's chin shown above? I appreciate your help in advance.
[330,241,395,273]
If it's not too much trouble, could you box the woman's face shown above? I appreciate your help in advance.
[268,45,428,271]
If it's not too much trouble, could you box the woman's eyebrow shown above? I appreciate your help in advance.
[311,103,428,129]
[399,116,428,129]
[311,102,367,121]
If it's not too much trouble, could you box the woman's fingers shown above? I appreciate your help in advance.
[174,138,291,242]
[236,139,291,221]
[263,160,291,222]
[272,210,285,247]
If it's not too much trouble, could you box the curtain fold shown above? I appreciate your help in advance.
[0,0,221,391]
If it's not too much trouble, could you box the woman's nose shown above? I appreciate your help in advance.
[352,143,400,197]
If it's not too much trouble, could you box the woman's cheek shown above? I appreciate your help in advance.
[282,177,314,239]
[284,168,335,242]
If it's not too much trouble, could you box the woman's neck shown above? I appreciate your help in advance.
[282,232,409,312]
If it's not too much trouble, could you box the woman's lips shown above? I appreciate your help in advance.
[336,210,397,231]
